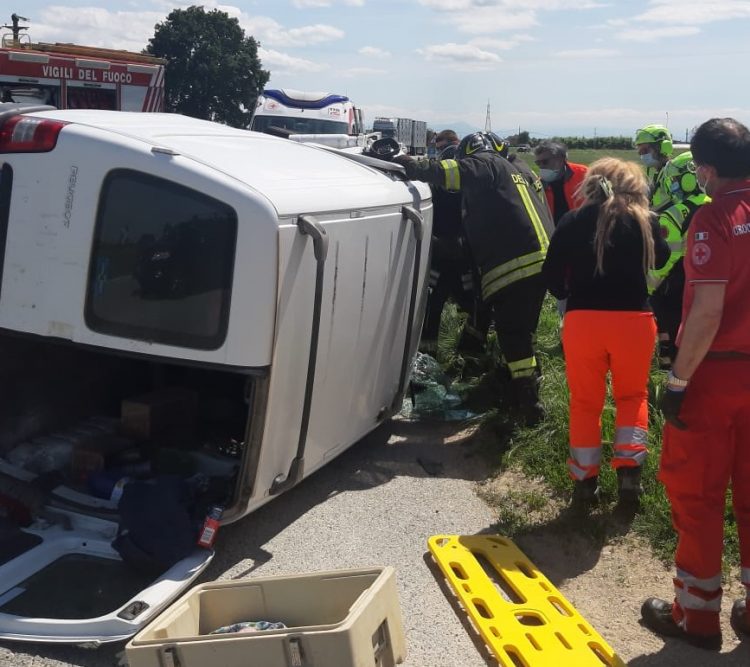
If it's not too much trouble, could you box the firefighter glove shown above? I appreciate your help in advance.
[391,154,414,167]
[659,385,687,430]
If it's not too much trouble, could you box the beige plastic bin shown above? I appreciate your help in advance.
[125,566,406,667]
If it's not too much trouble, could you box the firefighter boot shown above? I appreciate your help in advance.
[572,476,600,507]
[512,376,545,427]
[617,466,644,506]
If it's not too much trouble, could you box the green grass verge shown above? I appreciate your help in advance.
[495,297,740,566]
[434,296,739,566]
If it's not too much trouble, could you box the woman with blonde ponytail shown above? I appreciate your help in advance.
[542,158,670,507]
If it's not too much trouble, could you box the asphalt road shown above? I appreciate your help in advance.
[0,418,498,667]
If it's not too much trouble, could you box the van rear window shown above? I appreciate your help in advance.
[85,169,237,350]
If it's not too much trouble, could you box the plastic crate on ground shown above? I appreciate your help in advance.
[125,566,406,667]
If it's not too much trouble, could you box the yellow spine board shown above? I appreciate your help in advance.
[428,534,626,667]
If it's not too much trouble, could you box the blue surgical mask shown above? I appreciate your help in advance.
[539,167,560,182]
[640,153,659,168]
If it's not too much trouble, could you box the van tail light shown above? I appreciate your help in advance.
[0,116,68,153]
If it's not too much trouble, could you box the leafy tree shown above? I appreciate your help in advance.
[147,5,269,128]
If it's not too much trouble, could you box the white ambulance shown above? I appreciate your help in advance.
[0,104,432,644]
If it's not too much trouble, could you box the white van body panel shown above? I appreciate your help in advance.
[0,109,432,643]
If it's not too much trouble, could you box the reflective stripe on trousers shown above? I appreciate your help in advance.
[507,356,537,380]
[568,445,602,480]
[672,568,722,636]
[613,426,648,467]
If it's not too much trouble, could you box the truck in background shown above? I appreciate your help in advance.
[250,88,367,141]
[0,14,165,111]
[372,117,428,156]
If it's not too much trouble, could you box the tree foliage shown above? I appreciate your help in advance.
[147,6,269,128]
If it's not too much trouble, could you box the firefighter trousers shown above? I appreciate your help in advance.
[562,310,656,480]
[660,358,750,636]
[488,273,546,385]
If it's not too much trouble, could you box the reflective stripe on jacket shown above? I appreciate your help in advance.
[402,153,552,302]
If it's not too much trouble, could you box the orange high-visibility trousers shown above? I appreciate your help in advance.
[562,310,657,480]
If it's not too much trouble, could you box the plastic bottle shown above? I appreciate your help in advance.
[197,505,224,548]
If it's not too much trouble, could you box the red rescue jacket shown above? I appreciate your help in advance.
[544,161,587,222]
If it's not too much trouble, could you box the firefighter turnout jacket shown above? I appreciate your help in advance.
[401,153,551,303]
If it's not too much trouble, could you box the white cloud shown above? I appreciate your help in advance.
[244,17,344,47]
[468,35,534,51]
[618,26,701,42]
[633,0,750,25]
[341,67,388,77]
[417,0,605,10]
[417,42,502,71]
[28,6,163,52]
[449,8,538,33]
[556,48,620,58]
[293,0,364,6]
[358,46,391,58]
[258,47,328,73]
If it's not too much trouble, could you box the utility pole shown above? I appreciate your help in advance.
[1,13,30,46]
[484,99,492,133]
[665,111,669,128]
[593,127,597,148]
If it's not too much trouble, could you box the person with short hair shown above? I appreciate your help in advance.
[434,129,459,151]
[533,140,587,225]
[542,158,669,506]
[641,117,750,650]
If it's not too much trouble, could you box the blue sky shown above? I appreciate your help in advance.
[10,1,750,137]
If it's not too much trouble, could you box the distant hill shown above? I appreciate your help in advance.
[430,121,481,138]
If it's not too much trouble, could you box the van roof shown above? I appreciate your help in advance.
[29,110,428,217]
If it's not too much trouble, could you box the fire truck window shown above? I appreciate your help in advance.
[0,85,60,108]
[86,170,238,350]
[67,88,116,110]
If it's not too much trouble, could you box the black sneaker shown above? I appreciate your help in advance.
[572,477,600,507]
[640,597,721,650]
[617,466,643,506]
[731,598,750,637]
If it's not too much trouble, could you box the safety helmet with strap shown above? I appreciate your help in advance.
[458,131,508,159]
[634,124,673,158]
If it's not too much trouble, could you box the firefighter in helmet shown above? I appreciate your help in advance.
[395,132,551,425]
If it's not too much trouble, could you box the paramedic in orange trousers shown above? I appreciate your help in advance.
[542,159,669,506]
[640,118,750,650]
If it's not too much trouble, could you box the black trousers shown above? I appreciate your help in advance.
[650,270,685,365]
[488,273,547,373]
[423,259,483,341]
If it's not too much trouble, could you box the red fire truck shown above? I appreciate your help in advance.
[1,16,165,112]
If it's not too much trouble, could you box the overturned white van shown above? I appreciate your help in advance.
[0,106,432,644]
